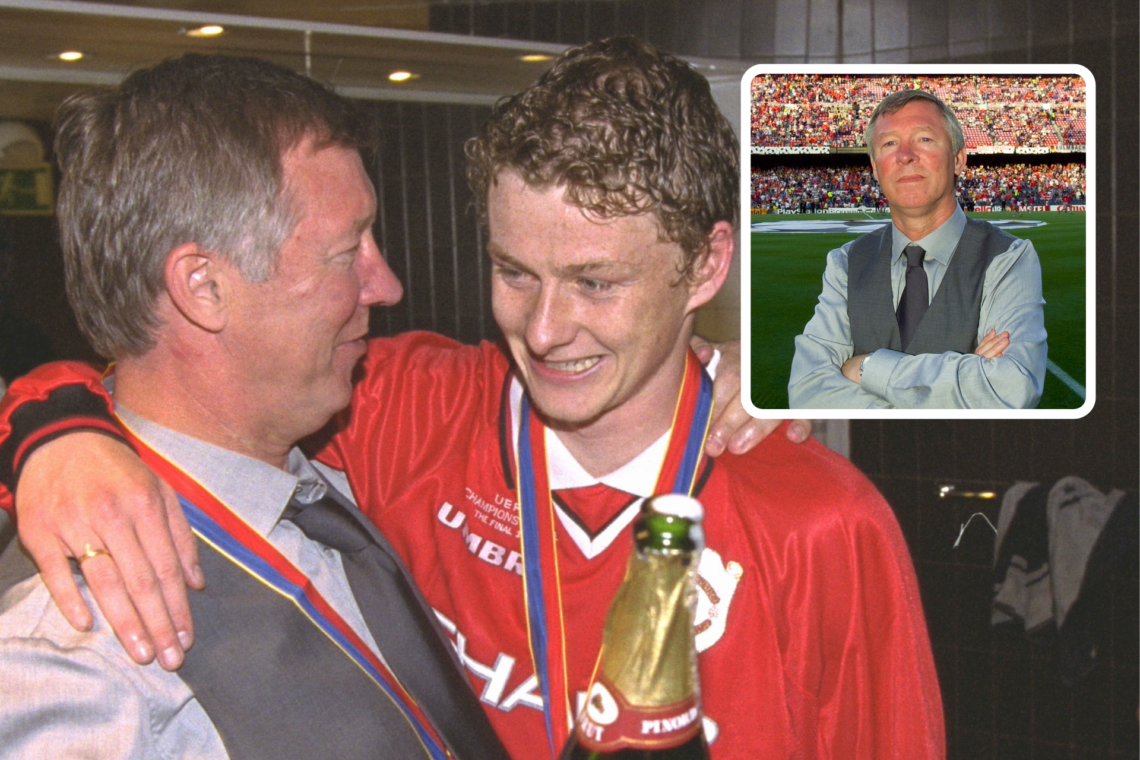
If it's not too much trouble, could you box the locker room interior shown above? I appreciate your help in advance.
[0,2,1134,758]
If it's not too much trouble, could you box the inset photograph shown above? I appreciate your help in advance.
[741,68,1093,418]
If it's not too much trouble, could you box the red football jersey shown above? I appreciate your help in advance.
[317,333,945,760]
[0,336,944,758]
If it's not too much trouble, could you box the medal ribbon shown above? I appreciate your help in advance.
[514,351,715,758]
[118,423,451,760]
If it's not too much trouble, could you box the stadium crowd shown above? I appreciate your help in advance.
[959,162,1087,207]
[750,75,1087,149]
[751,166,883,212]
[751,163,1086,212]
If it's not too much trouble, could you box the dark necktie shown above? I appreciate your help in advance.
[283,491,506,760]
[896,244,929,351]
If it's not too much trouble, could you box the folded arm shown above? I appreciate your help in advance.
[788,246,895,409]
[859,238,1047,409]
[789,238,1047,410]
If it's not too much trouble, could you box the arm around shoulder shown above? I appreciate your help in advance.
[0,360,200,671]
[314,332,507,503]
[0,361,119,513]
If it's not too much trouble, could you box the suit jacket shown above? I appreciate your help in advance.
[0,409,507,760]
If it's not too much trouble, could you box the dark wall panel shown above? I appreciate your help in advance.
[365,100,496,346]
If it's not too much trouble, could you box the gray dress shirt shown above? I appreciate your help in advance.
[0,408,382,760]
[788,204,1048,409]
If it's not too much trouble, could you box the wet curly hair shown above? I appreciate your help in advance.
[466,37,738,278]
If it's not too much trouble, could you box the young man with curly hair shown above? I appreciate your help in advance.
[1,39,942,759]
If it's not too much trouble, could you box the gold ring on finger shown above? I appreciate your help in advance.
[77,543,111,564]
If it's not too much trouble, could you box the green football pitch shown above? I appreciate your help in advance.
[748,211,1088,410]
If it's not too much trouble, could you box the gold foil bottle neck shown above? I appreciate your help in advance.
[599,552,697,707]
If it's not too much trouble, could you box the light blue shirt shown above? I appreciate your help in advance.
[788,205,1048,409]
[0,409,376,760]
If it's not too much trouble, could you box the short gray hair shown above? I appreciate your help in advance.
[55,54,370,358]
[863,90,965,158]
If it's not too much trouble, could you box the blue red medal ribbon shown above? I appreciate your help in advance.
[514,351,715,758]
[118,422,452,760]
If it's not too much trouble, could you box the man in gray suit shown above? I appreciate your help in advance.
[0,54,505,760]
[788,90,1047,409]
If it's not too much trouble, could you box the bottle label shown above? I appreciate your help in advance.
[574,676,702,752]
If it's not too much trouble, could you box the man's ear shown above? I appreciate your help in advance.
[953,147,967,177]
[685,220,735,312]
[870,154,880,183]
[164,243,229,334]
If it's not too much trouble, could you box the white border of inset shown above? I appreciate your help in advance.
[739,64,1095,420]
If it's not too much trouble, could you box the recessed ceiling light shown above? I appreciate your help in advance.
[518,54,554,63]
[58,51,84,62]
[388,71,418,82]
[185,25,225,37]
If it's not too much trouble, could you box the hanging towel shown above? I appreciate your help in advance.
[1051,480,1136,685]
[992,481,1051,634]
[992,477,1136,685]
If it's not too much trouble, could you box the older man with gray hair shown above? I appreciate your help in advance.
[0,53,507,760]
[788,89,1047,409]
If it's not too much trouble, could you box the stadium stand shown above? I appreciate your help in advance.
[750,75,1087,151]
[751,163,1087,211]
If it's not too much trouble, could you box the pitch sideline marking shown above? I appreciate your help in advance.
[1046,359,1086,400]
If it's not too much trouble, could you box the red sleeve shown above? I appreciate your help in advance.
[792,464,943,759]
[0,361,121,515]
[308,332,508,518]
[801,498,944,760]
[729,439,945,760]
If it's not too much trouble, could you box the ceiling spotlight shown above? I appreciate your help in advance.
[388,71,417,82]
[518,54,554,63]
[58,51,84,62]
[185,25,225,38]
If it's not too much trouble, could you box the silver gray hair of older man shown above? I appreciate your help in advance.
[55,54,371,359]
[863,89,966,158]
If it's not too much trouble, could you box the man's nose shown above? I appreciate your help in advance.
[525,283,575,354]
[896,141,917,163]
[357,232,404,307]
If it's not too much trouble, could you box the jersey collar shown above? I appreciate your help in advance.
[508,375,669,498]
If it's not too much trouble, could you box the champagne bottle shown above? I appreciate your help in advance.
[560,494,710,760]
